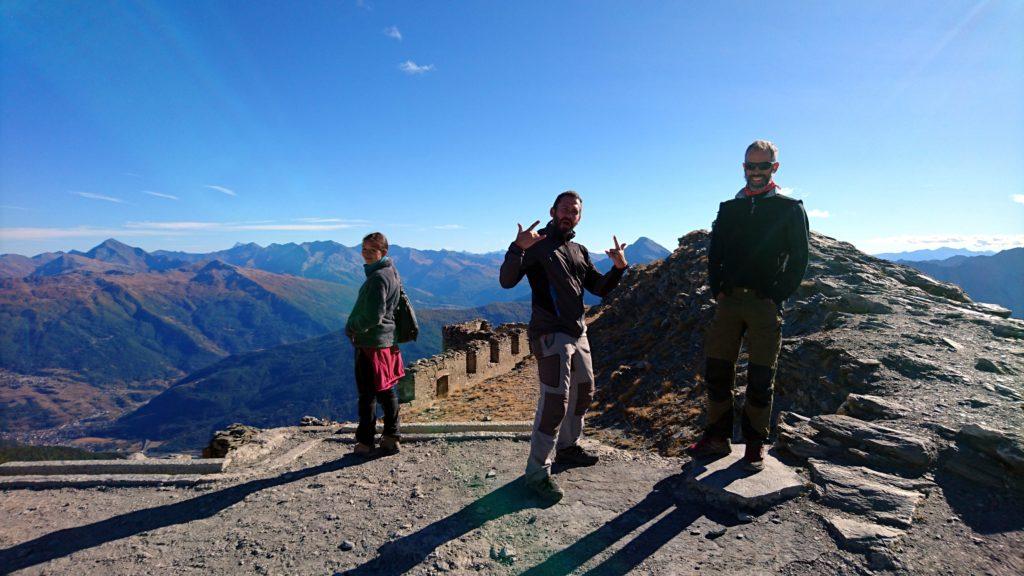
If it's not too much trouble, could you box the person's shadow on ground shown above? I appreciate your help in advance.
[344,474,726,576]
[518,475,729,576]
[0,454,365,575]
[341,476,548,575]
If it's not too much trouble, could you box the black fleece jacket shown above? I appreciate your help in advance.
[708,191,810,304]
[499,221,626,338]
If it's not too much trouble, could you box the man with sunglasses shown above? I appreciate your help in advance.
[687,140,809,471]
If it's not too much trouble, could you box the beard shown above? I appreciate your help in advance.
[745,174,770,189]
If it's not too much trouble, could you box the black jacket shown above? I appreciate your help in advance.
[499,221,626,338]
[708,190,809,304]
[346,257,401,348]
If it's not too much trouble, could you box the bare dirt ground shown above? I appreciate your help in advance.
[1,429,1020,576]
[404,357,539,424]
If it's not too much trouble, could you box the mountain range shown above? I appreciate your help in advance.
[873,247,996,261]
[0,236,668,443]
[897,248,1023,319]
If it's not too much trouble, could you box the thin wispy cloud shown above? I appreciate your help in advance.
[856,233,1024,254]
[399,60,435,75]
[0,219,369,242]
[125,220,364,232]
[125,221,219,230]
[143,191,179,201]
[0,205,30,211]
[434,224,465,230]
[807,209,830,218]
[74,191,125,204]
[295,217,370,224]
[204,185,237,197]
[0,226,169,241]
[1012,194,1024,205]
[384,26,402,41]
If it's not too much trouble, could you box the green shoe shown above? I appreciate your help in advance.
[526,474,564,503]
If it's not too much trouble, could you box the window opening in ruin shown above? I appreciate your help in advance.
[436,375,449,398]
[466,351,477,374]
[510,334,520,355]
[490,340,500,363]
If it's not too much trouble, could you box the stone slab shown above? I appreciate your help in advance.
[326,421,533,434]
[0,474,225,490]
[821,514,903,553]
[808,459,923,527]
[0,459,225,476]
[682,445,809,511]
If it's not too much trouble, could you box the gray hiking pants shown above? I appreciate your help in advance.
[525,331,595,481]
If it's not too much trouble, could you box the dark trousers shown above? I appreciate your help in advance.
[354,349,400,446]
[703,288,782,443]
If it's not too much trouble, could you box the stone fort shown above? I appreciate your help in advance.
[398,320,528,406]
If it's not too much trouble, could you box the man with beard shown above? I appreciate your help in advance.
[687,140,809,471]
[499,191,628,502]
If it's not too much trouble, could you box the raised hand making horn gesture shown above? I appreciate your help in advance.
[606,235,628,269]
[514,220,547,250]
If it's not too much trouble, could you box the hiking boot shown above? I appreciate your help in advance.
[352,442,373,456]
[555,444,600,467]
[525,474,564,503]
[685,435,731,460]
[379,435,401,455]
[742,442,765,472]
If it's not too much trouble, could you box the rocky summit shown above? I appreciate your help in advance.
[586,229,1023,568]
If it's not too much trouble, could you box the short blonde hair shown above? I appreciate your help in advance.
[745,140,778,161]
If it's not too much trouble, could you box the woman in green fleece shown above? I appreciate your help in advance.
[345,232,405,456]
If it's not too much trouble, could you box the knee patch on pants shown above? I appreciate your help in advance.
[705,357,735,402]
[574,380,594,416]
[539,392,568,435]
[746,364,775,408]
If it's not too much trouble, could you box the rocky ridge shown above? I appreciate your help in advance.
[586,230,1023,567]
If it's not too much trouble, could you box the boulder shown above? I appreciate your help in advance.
[202,423,261,458]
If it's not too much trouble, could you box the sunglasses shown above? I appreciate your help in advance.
[744,161,775,170]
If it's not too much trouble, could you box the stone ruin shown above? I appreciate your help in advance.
[398,320,528,406]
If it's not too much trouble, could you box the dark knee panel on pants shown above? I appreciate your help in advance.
[705,357,736,402]
[574,380,594,416]
[746,364,775,408]
[538,354,562,386]
[539,392,568,435]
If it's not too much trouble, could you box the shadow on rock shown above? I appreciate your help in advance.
[0,455,365,574]
[342,477,548,575]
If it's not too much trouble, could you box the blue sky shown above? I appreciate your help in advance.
[1,1,1022,257]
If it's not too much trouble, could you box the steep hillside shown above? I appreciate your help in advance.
[106,302,531,450]
[106,332,358,450]
[0,262,357,438]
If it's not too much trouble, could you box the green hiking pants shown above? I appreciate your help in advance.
[704,287,782,443]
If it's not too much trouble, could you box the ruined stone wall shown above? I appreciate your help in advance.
[398,320,528,406]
